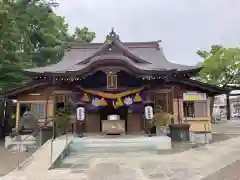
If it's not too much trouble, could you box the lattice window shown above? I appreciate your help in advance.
[183,101,194,117]
[155,93,168,112]
[30,103,46,119]
[183,101,207,117]
[55,95,75,114]
[107,74,117,89]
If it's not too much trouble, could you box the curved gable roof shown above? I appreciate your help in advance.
[78,36,151,64]
[24,30,199,75]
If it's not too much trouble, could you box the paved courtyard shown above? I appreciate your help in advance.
[1,120,240,180]
[0,139,34,176]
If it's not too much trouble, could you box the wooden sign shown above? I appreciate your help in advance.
[183,92,206,101]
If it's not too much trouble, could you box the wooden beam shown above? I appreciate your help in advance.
[15,102,20,131]
[226,94,230,120]
[229,93,240,96]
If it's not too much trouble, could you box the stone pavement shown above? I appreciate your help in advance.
[212,120,240,134]
[2,135,240,180]
[203,160,240,180]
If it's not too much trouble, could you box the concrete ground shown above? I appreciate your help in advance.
[3,135,240,180]
[203,160,240,180]
[203,120,240,180]
[0,139,34,176]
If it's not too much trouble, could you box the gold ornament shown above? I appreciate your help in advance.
[134,93,142,102]
[82,93,90,102]
[99,98,107,106]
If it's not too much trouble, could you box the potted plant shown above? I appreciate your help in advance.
[154,111,173,136]
[53,108,71,136]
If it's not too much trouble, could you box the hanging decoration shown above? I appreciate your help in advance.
[92,98,100,107]
[107,39,113,51]
[133,93,142,102]
[99,98,107,106]
[124,97,133,106]
[115,98,124,108]
[78,87,146,110]
[79,87,144,99]
[81,93,90,102]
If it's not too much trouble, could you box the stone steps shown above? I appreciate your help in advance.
[70,136,171,151]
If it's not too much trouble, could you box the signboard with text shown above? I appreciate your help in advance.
[183,92,207,101]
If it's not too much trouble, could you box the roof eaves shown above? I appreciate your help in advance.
[2,80,49,97]
[179,79,230,94]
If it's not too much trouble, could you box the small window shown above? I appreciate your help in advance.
[30,104,46,119]
[183,101,194,117]
[155,93,168,112]
[183,101,207,117]
[107,74,117,89]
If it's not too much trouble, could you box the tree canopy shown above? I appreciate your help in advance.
[0,0,95,90]
[196,45,240,88]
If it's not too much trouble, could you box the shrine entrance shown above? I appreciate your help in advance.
[99,104,128,132]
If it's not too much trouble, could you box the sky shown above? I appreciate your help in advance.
[53,0,240,65]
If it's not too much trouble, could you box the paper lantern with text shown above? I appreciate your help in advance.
[76,107,85,121]
[145,106,153,120]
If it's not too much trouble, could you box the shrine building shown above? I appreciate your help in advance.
[3,30,230,134]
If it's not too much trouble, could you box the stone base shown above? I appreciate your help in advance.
[5,135,36,152]
[190,132,212,144]
[156,126,169,136]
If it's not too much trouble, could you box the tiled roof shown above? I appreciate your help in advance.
[24,31,199,75]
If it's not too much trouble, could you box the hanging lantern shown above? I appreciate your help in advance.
[145,106,153,120]
[76,107,85,121]
[134,93,142,102]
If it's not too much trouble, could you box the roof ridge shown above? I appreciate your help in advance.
[77,30,152,65]
[69,41,161,49]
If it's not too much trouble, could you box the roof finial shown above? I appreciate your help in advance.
[105,27,118,42]
[110,27,116,37]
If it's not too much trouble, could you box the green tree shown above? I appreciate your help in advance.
[0,0,95,90]
[72,27,96,43]
[197,45,240,87]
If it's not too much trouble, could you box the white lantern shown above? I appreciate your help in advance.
[76,107,85,121]
[145,106,153,120]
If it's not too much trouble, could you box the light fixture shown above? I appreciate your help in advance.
[29,93,41,96]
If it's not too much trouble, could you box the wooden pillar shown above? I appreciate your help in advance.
[226,94,230,120]
[208,96,214,119]
[207,98,211,118]
[178,98,184,123]
[207,97,212,131]
[15,102,20,131]
[51,76,57,139]
[172,98,183,124]
[172,99,178,124]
